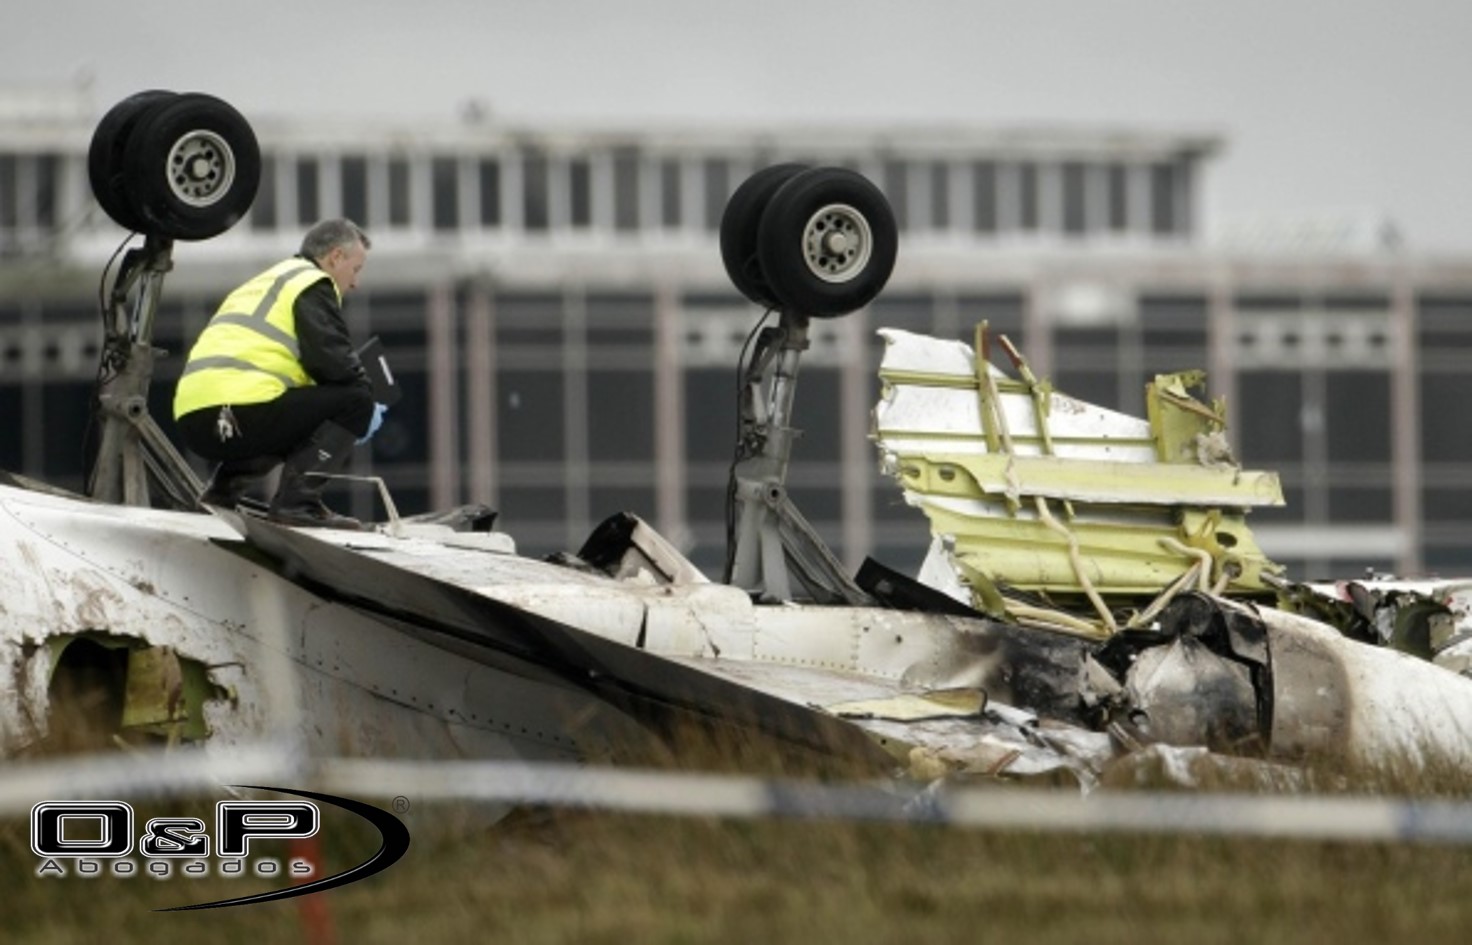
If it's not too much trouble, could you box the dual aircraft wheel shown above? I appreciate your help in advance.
[92,92,890,297]
[88,90,260,241]
[720,164,898,318]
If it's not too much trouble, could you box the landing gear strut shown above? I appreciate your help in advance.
[720,166,898,603]
[85,91,260,508]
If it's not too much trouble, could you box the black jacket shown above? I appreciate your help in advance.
[293,261,370,392]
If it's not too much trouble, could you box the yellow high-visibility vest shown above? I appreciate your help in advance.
[173,258,338,419]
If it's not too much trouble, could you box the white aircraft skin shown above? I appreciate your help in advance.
[6,432,1472,789]
[0,482,636,767]
[0,472,1095,777]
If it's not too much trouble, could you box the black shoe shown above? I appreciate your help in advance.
[268,422,363,530]
[199,456,278,507]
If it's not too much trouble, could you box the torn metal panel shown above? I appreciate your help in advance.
[1120,637,1259,749]
[0,481,622,764]
[0,488,247,751]
[897,452,1283,509]
[875,325,1286,626]
[117,643,220,742]
[1436,633,1472,679]
[1287,576,1467,659]
[1098,744,1312,793]
[883,703,1117,787]
[575,512,710,586]
[918,501,1280,600]
[1146,370,1235,465]
[665,654,1110,787]
[1083,591,1472,772]
[875,328,1159,462]
[826,688,986,722]
[1084,593,1269,754]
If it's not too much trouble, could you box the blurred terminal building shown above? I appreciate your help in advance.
[3,85,1472,580]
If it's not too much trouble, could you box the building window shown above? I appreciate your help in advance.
[684,369,737,462]
[569,158,592,228]
[870,293,936,335]
[295,158,319,224]
[387,158,410,227]
[1151,162,1176,235]
[1062,162,1086,236]
[35,153,58,229]
[0,154,14,231]
[613,147,639,232]
[0,154,60,237]
[1019,163,1039,231]
[1108,164,1128,231]
[522,149,549,232]
[1237,371,1304,464]
[660,158,682,229]
[702,158,729,232]
[589,370,654,460]
[1420,373,1472,462]
[495,291,564,347]
[929,161,950,231]
[972,161,996,234]
[958,293,1026,337]
[497,369,564,462]
[1053,369,1123,413]
[883,160,908,231]
[1419,297,1472,353]
[1329,487,1393,523]
[478,159,501,227]
[586,292,654,347]
[431,156,459,231]
[1424,485,1472,527]
[250,156,276,230]
[1140,295,1208,372]
[341,155,368,226]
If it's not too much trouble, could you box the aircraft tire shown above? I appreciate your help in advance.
[87,89,180,233]
[121,92,260,241]
[720,163,810,309]
[756,166,897,318]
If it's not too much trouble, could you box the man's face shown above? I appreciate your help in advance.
[321,240,367,295]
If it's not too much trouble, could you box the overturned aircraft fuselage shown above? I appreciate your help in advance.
[6,144,1472,792]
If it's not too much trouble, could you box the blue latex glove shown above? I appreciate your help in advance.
[358,402,387,445]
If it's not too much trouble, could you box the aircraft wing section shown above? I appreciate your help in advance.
[226,516,898,768]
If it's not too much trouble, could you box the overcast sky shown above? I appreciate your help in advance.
[6,0,1471,251]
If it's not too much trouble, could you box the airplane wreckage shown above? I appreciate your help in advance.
[3,93,1472,795]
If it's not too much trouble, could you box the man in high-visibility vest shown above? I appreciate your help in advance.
[174,218,386,529]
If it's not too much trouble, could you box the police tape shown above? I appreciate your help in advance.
[5,749,1472,846]
[315,758,1472,845]
[0,744,298,816]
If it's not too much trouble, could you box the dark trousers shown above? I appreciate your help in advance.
[176,385,375,464]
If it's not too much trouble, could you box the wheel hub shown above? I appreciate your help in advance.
[166,130,234,207]
[802,204,872,284]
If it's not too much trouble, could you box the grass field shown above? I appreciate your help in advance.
[5,760,1472,945]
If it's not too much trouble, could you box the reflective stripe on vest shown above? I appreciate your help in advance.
[173,259,335,419]
[178,355,302,391]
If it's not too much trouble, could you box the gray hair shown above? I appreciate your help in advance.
[300,218,371,260]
